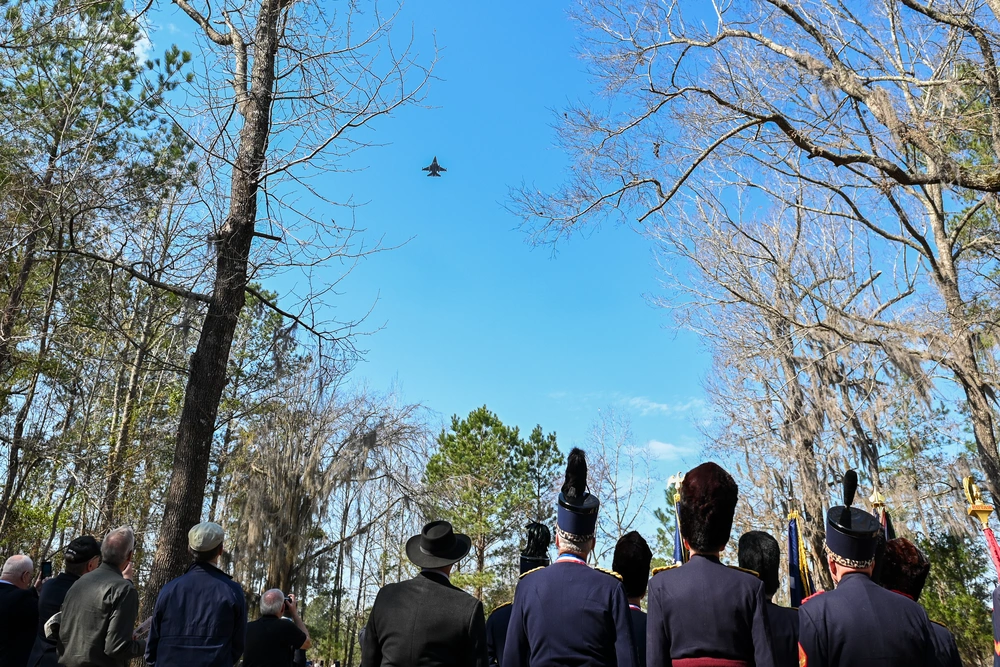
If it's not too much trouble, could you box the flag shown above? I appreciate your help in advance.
[673,510,685,564]
[788,511,814,606]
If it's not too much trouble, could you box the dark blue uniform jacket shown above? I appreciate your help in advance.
[929,621,961,667]
[629,607,646,667]
[646,554,775,667]
[487,603,513,667]
[798,573,934,667]
[766,603,798,667]
[502,557,637,667]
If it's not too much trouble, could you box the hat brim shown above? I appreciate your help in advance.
[405,532,472,569]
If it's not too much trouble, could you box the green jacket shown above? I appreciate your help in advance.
[57,562,145,667]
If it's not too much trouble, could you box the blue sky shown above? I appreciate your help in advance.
[152,3,712,495]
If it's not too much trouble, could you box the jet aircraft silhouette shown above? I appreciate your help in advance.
[422,156,446,177]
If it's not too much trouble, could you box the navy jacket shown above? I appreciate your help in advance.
[145,561,247,667]
[929,621,961,667]
[994,585,1000,667]
[628,607,646,667]
[766,603,798,667]
[502,555,636,667]
[486,603,513,667]
[0,582,39,667]
[646,554,775,666]
[798,573,934,667]
[27,572,80,667]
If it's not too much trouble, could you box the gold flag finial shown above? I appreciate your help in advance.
[668,472,685,504]
[964,476,994,529]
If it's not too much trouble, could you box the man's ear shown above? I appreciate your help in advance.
[827,556,838,581]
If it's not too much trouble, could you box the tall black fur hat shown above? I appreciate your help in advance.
[677,462,738,552]
[612,531,653,599]
[557,448,600,537]
[737,531,780,598]
[881,538,930,600]
[520,522,551,574]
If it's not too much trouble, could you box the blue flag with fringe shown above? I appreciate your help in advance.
[788,512,814,606]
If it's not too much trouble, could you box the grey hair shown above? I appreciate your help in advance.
[1,554,33,579]
[556,528,593,557]
[102,526,135,567]
[260,588,286,616]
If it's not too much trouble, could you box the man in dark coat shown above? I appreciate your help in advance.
[0,555,39,667]
[612,532,652,667]
[646,462,774,667]
[880,538,962,667]
[27,536,102,667]
[361,520,487,667]
[798,471,935,667]
[503,448,636,667]
[486,523,550,667]
[738,531,798,667]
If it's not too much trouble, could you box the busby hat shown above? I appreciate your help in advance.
[825,470,881,567]
[557,448,600,537]
[520,522,551,574]
[737,531,780,598]
[677,462,738,552]
[881,538,930,601]
[612,531,653,599]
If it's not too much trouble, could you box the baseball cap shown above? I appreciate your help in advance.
[188,522,225,552]
[65,536,101,564]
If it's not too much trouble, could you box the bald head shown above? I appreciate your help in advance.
[1,555,33,589]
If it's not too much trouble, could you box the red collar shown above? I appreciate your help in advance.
[555,554,587,565]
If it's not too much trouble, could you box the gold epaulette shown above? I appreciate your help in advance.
[930,619,950,631]
[489,601,512,615]
[519,566,544,579]
[651,563,681,576]
[729,565,759,578]
[596,567,623,581]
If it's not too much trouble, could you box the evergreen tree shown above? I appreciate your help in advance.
[514,425,562,524]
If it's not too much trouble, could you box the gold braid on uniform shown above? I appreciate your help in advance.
[823,543,875,569]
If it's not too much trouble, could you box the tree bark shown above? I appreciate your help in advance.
[143,0,283,612]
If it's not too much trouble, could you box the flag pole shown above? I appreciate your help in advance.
[964,476,1000,581]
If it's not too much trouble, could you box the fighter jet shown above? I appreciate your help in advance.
[422,156,446,177]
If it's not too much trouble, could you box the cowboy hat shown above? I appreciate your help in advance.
[405,521,472,569]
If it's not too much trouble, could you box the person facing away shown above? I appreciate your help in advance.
[646,462,775,667]
[145,521,248,667]
[503,448,637,667]
[612,531,653,667]
[880,538,962,667]
[0,554,40,667]
[797,470,935,667]
[361,520,488,667]
[737,531,798,667]
[243,589,311,667]
[57,526,145,667]
[27,536,102,667]
[486,522,551,667]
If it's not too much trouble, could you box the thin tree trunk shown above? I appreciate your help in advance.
[143,0,284,612]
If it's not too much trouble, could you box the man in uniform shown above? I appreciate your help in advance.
[503,448,636,667]
[798,470,935,667]
[362,520,487,667]
[738,531,798,667]
[612,532,652,667]
[486,522,550,667]
[880,538,962,667]
[646,462,774,667]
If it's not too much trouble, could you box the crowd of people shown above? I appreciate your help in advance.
[0,523,310,667]
[0,446,986,667]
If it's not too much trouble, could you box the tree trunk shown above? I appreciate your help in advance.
[143,0,283,612]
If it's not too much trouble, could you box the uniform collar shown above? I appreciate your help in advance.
[421,569,451,582]
[555,553,587,565]
[628,603,642,611]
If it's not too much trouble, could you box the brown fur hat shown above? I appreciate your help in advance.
[678,462,738,553]
[881,537,930,600]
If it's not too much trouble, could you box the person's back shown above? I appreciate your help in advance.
[58,528,145,667]
[363,571,485,667]
[737,530,797,667]
[485,603,513,667]
[146,523,247,667]
[766,603,798,667]
[243,590,310,667]
[0,555,39,667]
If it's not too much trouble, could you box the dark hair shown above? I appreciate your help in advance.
[737,531,780,598]
[192,544,223,562]
[612,531,653,599]
[881,538,929,600]
[678,462,738,553]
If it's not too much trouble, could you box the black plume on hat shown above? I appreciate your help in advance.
[562,447,588,504]
[843,470,858,506]
[523,522,551,558]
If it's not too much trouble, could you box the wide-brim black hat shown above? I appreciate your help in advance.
[405,520,472,569]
